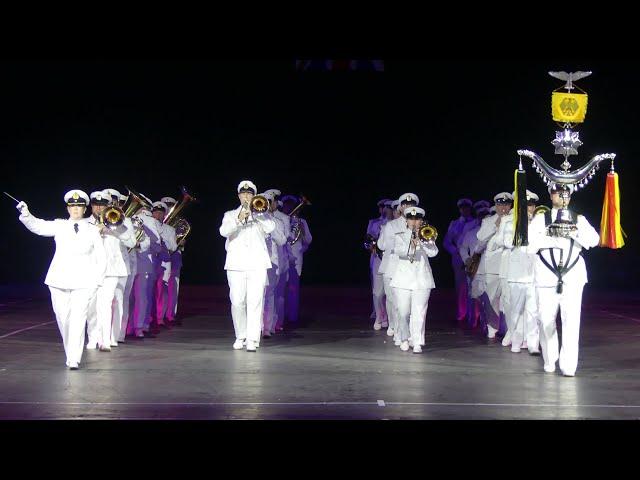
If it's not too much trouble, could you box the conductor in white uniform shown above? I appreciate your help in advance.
[16,190,107,369]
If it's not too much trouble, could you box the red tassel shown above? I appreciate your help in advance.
[599,172,625,249]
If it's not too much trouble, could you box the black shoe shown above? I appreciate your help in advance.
[144,331,157,338]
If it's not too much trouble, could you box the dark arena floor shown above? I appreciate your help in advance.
[1,285,639,420]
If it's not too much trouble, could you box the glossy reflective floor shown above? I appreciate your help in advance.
[1,286,639,419]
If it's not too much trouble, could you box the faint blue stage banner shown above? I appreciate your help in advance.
[295,60,384,72]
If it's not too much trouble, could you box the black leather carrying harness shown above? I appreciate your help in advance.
[536,210,582,294]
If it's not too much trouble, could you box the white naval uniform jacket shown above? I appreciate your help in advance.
[19,213,107,289]
[444,216,475,262]
[157,221,178,259]
[87,215,137,277]
[286,217,312,277]
[366,216,386,270]
[458,219,481,264]
[135,212,162,274]
[389,228,438,290]
[377,216,405,278]
[156,221,178,282]
[498,214,535,284]
[526,209,599,288]
[475,214,504,276]
[487,212,512,280]
[266,214,288,275]
[119,217,137,275]
[128,215,150,275]
[274,210,291,275]
[366,216,385,239]
[220,206,275,271]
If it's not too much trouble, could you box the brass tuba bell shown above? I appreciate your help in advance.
[164,186,197,248]
[164,186,197,227]
[122,186,153,218]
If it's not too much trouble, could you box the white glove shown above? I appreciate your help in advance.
[16,201,29,216]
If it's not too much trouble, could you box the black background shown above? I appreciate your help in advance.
[1,60,637,289]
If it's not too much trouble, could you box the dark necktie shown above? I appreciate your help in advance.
[74,223,79,234]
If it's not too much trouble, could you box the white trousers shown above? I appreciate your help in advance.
[155,272,169,324]
[485,274,502,316]
[263,267,279,334]
[285,263,301,324]
[507,282,539,351]
[394,288,431,346]
[382,275,398,332]
[452,255,468,322]
[470,273,485,299]
[86,291,99,348]
[49,286,95,366]
[227,269,267,343]
[370,255,387,324]
[167,274,180,320]
[94,277,120,347]
[537,284,585,375]
[120,273,135,340]
[500,278,510,316]
[132,272,152,331]
[143,271,156,330]
[110,276,127,345]
[274,268,287,330]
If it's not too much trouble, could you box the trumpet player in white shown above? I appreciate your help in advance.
[366,198,390,330]
[282,194,312,326]
[263,189,291,333]
[497,190,541,354]
[474,192,513,339]
[86,189,137,351]
[219,180,275,352]
[86,190,136,351]
[161,196,183,326]
[459,204,491,329]
[151,201,178,330]
[443,198,474,326]
[131,194,162,338]
[15,190,106,369]
[260,191,288,338]
[389,206,438,353]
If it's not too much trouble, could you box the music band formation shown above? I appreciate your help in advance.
[10,71,624,379]
[365,186,600,376]
[14,187,193,369]
[13,182,313,368]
